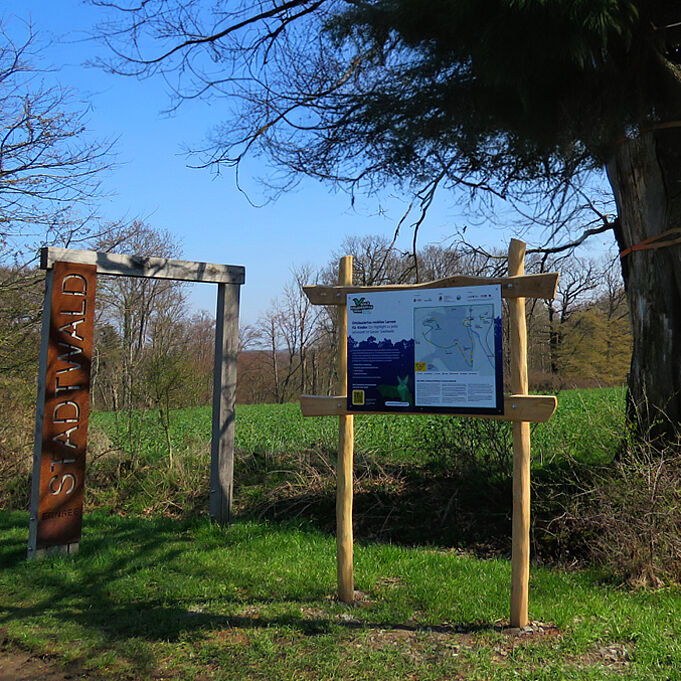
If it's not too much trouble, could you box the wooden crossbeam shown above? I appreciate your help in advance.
[300,394,557,423]
[303,272,558,305]
[41,247,245,285]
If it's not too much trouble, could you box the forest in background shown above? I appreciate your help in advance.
[0,226,631,430]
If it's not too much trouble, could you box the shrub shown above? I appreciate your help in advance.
[414,415,513,480]
[571,436,681,587]
[0,377,35,510]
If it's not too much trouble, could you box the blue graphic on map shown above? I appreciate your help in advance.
[347,336,414,411]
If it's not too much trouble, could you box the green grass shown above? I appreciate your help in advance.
[533,387,626,465]
[0,509,680,680]
[1,387,645,678]
[91,387,626,465]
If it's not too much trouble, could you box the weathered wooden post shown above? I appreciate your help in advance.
[337,256,355,603]
[210,281,241,524]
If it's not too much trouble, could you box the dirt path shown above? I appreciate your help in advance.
[0,652,79,681]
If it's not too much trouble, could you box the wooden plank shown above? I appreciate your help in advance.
[41,247,245,285]
[303,272,558,305]
[28,262,97,558]
[300,394,557,422]
[336,256,355,604]
[508,238,531,629]
[209,283,240,524]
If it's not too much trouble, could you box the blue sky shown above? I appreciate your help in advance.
[8,2,616,325]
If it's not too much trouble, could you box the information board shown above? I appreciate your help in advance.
[347,285,504,414]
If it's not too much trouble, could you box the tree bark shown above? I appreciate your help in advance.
[607,128,681,439]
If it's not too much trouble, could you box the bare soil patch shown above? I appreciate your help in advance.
[0,652,79,681]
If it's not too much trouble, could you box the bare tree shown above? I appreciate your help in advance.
[257,310,285,403]
[0,20,112,370]
[0,20,112,477]
[250,264,329,402]
[326,234,410,286]
[93,221,186,410]
[0,21,111,259]
[541,255,601,375]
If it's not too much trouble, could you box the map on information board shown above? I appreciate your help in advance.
[347,285,503,414]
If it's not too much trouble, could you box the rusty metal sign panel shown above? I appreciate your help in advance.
[35,261,97,550]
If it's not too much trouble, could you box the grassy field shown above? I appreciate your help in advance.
[2,509,681,680]
[7,386,674,680]
[91,387,626,465]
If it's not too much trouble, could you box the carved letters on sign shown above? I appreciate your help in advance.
[35,262,97,550]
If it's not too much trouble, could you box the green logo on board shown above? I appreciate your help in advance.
[350,297,373,313]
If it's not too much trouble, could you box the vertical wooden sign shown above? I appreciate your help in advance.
[28,261,97,557]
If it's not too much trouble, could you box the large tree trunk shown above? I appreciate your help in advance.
[606,128,681,439]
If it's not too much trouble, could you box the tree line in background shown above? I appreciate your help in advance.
[238,234,631,404]
[1,225,631,435]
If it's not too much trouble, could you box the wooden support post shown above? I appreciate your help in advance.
[508,239,531,627]
[210,282,241,524]
[337,256,355,603]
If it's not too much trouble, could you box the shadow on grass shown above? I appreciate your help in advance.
[236,449,597,564]
[237,472,519,557]
[0,599,497,641]
[236,460,516,555]
[0,508,505,677]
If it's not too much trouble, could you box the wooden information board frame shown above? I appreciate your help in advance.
[300,239,559,627]
[28,247,245,558]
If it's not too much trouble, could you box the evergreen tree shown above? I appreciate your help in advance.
[94,0,681,437]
